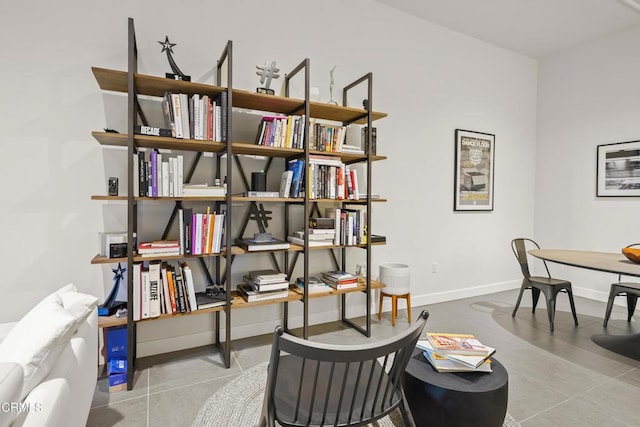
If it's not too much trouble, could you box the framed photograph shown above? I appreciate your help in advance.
[454,129,495,211]
[597,140,640,197]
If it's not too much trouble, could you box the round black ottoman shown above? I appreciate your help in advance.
[403,347,508,427]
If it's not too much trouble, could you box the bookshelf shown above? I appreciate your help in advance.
[91,18,387,390]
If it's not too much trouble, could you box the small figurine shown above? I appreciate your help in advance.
[328,65,338,105]
[256,59,280,95]
[158,36,190,81]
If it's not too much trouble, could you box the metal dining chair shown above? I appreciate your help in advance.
[604,243,640,326]
[259,310,429,427]
[511,238,579,332]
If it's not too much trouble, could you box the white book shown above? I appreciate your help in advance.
[182,264,198,311]
[215,104,221,142]
[179,93,190,139]
[148,262,161,318]
[171,93,183,139]
[334,208,341,246]
[177,155,184,197]
[162,161,169,197]
[168,157,175,197]
[141,269,150,320]
[178,208,184,255]
[133,263,141,321]
[194,213,203,255]
[199,97,206,140]
[279,170,293,198]
[214,213,225,253]
[192,94,200,140]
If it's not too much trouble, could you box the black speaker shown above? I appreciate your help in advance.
[251,172,266,192]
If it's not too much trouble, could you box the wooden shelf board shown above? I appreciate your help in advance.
[92,131,227,153]
[91,195,227,202]
[232,143,302,158]
[92,67,225,98]
[92,68,386,123]
[98,315,127,328]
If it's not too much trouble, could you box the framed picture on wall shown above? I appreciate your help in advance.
[454,129,495,211]
[597,140,640,197]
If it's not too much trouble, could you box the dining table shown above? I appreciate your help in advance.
[529,248,640,361]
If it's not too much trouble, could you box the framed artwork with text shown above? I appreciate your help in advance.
[454,129,495,211]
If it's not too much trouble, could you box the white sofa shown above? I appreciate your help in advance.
[0,285,98,427]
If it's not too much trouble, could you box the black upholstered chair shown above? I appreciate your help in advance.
[604,276,640,327]
[259,310,429,427]
[511,238,578,332]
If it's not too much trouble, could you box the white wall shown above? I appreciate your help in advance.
[0,0,537,355]
[536,26,640,301]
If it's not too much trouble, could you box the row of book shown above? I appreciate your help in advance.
[416,332,496,373]
[161,91,227,142]
[255,115,306,149]
[178,208,225,255]
[237,270,290,302]
[131,261,226,321]
[134,150,184,198]
[307,155,360,200]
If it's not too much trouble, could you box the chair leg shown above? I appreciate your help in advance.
[603,287,616,327]
[392,295,397,326]
[541,288,557,332]
[399,394,416,427]
[512,283,526,317]
[378,292,384,320]
[532,288,541,313]
[406,293,412,324]
[627,294,638,322]
[567,288,579,326]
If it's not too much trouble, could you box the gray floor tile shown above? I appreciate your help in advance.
[89,289,640,426]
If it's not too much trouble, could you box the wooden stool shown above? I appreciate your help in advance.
[378,291,411,326]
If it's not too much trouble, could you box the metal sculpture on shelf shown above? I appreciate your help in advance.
[328,65,338,105]
[158,36,190,81]
[256,59,280,95]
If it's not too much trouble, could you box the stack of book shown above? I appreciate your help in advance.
[238,270,290,302]
[237,233,290,252]
[416,332,495,373]
[321,271,359,290]
[295,276,331,294]
[137,240,180,257]
[287,229,335,247]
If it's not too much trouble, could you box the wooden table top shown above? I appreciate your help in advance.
[529,249,640,277]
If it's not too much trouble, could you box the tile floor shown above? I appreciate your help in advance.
[87,289,640,426]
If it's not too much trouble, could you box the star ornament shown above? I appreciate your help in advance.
[112,263,126,282]
[158,36,176,54]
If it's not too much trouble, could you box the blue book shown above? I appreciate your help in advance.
[289,159,305,198]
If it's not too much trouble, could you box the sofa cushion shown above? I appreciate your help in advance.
[0,362,24,427]
[58,289,99,333]
[0,294,76,400]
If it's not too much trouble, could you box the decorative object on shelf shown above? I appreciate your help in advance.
[158,36,190,81]
[454,129,495,212]
[108,177,119,196]
[596,139,640,197]
[328,65,338,105]
[363,99,369,110]
[251,171,267,192]
[98,263,128,316]
[256,59,280,95]
[249,203,272,229]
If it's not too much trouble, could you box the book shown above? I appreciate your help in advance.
[245,191,280,198]
[279,170,293,197]
[289,159,305,198]
[416,340,494,369]
[421,350,492,373]
[294,276,331,294]
[287,236,334,247]
[237,284,290,303]
[243,275,289,292]
[425,333,495,356]
[181,263,198,311]
[148,261,162,318]
[247,269,288,283]
[195,291,228,309]
[182,184,225,197]
[237,237,290,252]
[134,125,172,138]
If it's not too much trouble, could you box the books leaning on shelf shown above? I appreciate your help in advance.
[135,150,184,198]
[237,284,289,303]
[321,271,359,290]
[255,114,305,149]
[294,276,331,294]
[425,332,496,357]
[417,341,493,373]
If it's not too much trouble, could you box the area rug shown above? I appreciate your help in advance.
[192,362,521,427]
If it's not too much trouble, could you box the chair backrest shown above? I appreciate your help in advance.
[511,238,550,279]
[263,310,429,427]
